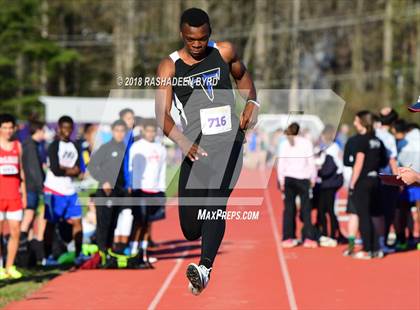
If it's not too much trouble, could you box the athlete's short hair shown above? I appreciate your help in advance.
[29,120,45,135]
[391,119,407,134]
[119,108,134,119]
[142,118,157,129]
[0,113,16,126]
[58,115,74,126]
[180,8,211,31]
[286,122,300,136]
[83,123,95,134]
[111,119,127,130]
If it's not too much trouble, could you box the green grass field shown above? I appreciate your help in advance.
[0,268,64,308]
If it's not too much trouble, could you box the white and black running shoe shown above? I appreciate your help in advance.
[186,263,211,296]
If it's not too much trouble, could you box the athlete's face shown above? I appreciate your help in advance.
[59,122,73,140]
[181,23,210,59]
[0,122,15,141]
[143,126,157,142]
[112,125,126,143]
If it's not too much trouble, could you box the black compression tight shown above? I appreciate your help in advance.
[178,139,243,269]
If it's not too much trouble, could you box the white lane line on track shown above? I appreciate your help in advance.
[147,250,189,310]
[264,188,298,310]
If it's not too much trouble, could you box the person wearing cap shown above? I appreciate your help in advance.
[408,96,420,112]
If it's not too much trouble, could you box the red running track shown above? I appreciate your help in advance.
[7,169,420,310]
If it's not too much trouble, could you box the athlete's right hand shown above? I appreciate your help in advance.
[179,139,208,162]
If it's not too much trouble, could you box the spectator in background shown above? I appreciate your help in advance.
[113,108,136,248]
[89,120,135,264]
[342,133,360,255]
[76,123,98,177]
[129,119,167,264]
[0,114,26,280]
[278,123,318,248]
[20,121,46,261]
[267,128,283,166]
[119,108,135,188]
[244,129,267,169]
[391,119,420,250]
[391,119,408,153]
[43,116,84,265]
[133,116,144,142]
[348,111,388,259]
[15,112,40,143]
[375,108,399,253]
[335,123,349,150]
[315,125,344,247]
[75,123,98,240]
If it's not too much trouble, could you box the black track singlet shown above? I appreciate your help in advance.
[170,41,243,147]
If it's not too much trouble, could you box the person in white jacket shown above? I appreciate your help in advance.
[128,119,167,264]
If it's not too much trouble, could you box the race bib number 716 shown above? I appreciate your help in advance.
[200,105,232,135]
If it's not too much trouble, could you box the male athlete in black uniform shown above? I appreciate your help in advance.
[156,8,259,295]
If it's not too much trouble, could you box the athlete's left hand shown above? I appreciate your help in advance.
[240,102,259,130]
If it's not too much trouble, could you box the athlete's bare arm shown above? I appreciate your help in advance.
[61,165,80,177]
[217,41,258,130]
[155,58,208,161]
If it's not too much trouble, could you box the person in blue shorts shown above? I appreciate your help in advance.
[43,116,85,265]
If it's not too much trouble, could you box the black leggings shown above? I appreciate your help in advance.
[353,178,380,252]
[317,188,340,239]
[283,177,317,241]
[94,190,127,253]
[178,138,243,269]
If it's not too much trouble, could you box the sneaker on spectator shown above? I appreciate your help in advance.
[352,251,372,260]
[381,245,395,255]
[0,268,8,280]
[303,239,318,248]
[282,239,298,248]
[372,250,384,259]
[319,236,337,247]
[395,242,408,251]
[342,248,354,256]
[319,236,328,243]
[42,256,60,266]
[148,256,158,264]
[6,266,23,279]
